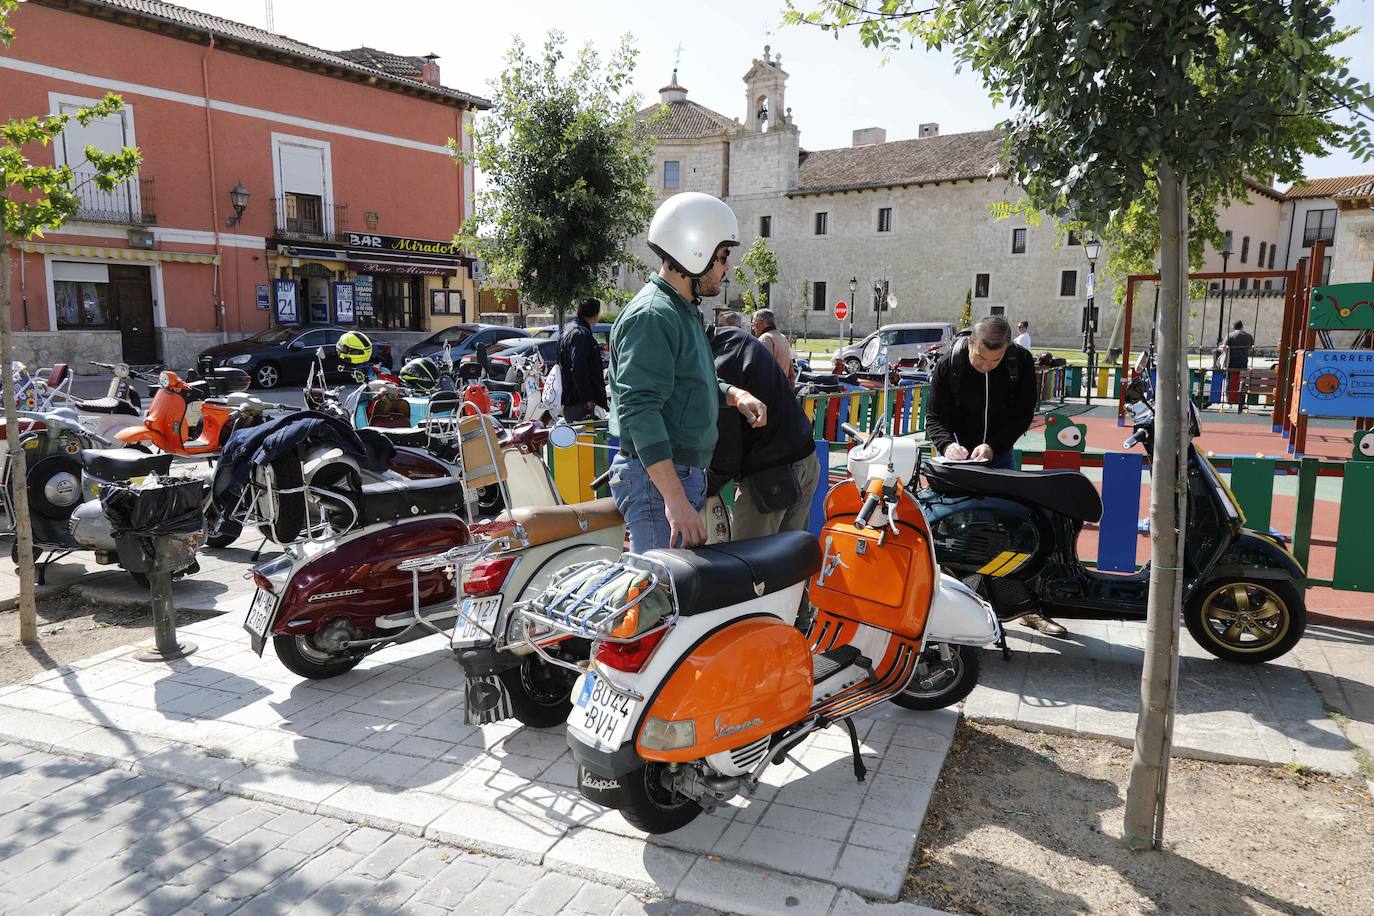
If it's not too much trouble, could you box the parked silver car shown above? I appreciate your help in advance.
[834,322,955,371]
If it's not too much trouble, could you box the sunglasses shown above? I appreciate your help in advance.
[713,250,732,266]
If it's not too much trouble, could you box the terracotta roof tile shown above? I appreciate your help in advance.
[31,0,489,108]
[1333,178,1374,200]
[793,129,1008,195]
[336,47,426,80]
[1283,174,1374,199]
[636,100,737,140]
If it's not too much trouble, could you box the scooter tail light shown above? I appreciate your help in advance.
[594,627,666,673]
[464,555,516,597]
[251,571,275,593]
[639,716,696,751]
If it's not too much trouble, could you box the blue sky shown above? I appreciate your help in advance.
[181,0,1374,184]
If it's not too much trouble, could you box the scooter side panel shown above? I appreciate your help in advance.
[273,516,469,636]
[636,617,812,763]
[923,573,1001,646]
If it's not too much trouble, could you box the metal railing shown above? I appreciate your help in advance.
[272,195,349,242]
[1302,227,1335,247]
[70,170,156,225]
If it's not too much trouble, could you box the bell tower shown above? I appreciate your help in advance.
[742,45,788,133]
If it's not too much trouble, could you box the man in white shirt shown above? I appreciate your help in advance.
[1014,321,1032,351]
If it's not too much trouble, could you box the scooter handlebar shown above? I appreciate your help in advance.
[840,423,864,442]
[854,491,882,529]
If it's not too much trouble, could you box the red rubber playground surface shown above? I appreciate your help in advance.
[1026,408,1371,629]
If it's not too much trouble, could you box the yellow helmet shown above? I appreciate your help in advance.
[336,330,373,365]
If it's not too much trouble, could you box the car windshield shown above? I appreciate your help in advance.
[245,327,298,345]
[437,327,476,345]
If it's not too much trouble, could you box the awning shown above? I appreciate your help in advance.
[16,242,220,265]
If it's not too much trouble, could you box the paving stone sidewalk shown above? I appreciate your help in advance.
[963,619,1369,776]
[0,608,956,906]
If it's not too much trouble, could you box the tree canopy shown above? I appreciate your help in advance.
[736,237,780,314]
[453,31,658,313]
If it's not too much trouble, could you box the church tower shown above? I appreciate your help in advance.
[742,45,788,133]
[729,46,799,195]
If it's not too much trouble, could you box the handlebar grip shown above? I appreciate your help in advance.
[854,491,882,529]
[589,468,614,493]
[840,423,864,441]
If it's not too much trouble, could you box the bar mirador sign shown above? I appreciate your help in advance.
[346,233,460,258]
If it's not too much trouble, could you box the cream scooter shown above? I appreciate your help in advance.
[515,419,1000,833]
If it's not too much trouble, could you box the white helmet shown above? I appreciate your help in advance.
[647,192,739,277]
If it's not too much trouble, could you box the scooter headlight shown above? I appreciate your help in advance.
[639,716,696,751]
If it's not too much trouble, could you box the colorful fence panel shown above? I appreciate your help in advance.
[1333,460,1374,592]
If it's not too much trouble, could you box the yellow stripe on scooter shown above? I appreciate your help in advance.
[977,551,1016,575]
[988,552,1031,577]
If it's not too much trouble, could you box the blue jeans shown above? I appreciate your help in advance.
[986,450,1017,470]
[608,454,706,553]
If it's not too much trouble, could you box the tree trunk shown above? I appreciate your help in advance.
[1,237,41,644]
[1123,159,1188,849]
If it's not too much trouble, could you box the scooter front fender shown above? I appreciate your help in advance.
[923,573,1001,646]
[1197,529,1305,588]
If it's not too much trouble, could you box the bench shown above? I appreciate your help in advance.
[1239,368,1279,407]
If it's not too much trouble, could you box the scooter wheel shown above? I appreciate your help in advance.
[497,657,573,728]
[272,633,363,679]
[1185,577,1306,664]
[615,763,702,835]
[889,643,981,711]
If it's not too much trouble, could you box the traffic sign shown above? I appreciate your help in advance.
[834,300,849,321]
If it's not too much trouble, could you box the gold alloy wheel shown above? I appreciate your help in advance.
[1198,582,1290,653]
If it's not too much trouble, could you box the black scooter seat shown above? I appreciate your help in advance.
[924,461,1103,523]
[484,378,522,394]
[644,531,822,617]
[73,396,138,416]
[79,448,174,481]
[356,477,464,525]
[372,426,431,448]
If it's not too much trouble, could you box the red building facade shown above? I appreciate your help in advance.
[1,0,489,369]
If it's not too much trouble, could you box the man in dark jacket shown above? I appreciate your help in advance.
[927,315,1064,636]
[927,316,1037,470]
[558,298,607,422]
[708,317,819,539]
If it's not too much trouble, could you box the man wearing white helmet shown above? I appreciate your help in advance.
[609,192,768,551]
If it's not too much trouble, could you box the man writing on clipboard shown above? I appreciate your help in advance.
[926,315,1066,637]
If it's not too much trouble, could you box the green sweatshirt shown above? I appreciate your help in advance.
[609,275,729,468]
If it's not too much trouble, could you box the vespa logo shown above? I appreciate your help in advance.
[714,715,763,740]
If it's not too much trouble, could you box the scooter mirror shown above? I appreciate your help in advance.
[316,347,326,360]
[860,336,884,369]
[548,423,578,449]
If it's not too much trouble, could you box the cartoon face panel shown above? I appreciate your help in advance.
[1044,413,1087,452]
[1356,430,1374,461]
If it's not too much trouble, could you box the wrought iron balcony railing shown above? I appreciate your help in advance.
[70,170,156,225]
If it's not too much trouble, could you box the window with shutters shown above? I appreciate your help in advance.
[814,212,829,235]
[1240,235,1251,263]
[1303,209,1337,247]
[759,215,772,238]
[877,208,893,232]
[272,133,335,239]
[51,94,143,222]
[663,160,680,190]
[1059,270,1078,297]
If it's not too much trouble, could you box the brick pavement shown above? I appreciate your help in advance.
[0,741,948,916]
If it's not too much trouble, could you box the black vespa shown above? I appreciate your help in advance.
[915,378,1306,664]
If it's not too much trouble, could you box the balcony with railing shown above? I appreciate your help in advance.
[1302,226,1336,247]
[273,193,350,242]
[70,169,156,225]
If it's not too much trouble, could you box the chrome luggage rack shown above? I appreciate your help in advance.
[514,552,680,644]
[396,528,526,641]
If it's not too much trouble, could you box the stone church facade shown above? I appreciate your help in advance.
[621,47,1111,348]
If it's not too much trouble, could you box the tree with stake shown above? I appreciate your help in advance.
[736,237,779,315]
[786,0,1372,848]
[1,0,140,645]
[452,31,657,336]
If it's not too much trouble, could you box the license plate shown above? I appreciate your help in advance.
[451,596,502,649]
[244,588,277,640]
[568,671,637,752]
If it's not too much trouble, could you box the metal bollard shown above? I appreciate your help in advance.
[134,532,199,662]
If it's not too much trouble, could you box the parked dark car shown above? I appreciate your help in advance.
[198,326,393,390]
[401,323,530,363]
[458,337,559,380]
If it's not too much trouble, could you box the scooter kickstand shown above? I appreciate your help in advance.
[997,630,1012,661]
[250,537,268,563]
[843,719,867,783]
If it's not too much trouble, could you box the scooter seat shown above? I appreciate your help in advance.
[74,396,138,416]
[645,531,822,617]
[484,378,522,394]
[923,461,1103,523]
[356,476,465,525]
[79,448,174,481]
[372,425,432,448]
[500,498,622,549]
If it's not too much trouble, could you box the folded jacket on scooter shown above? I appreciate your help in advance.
[644,530,822,617]
[213,411,394,510]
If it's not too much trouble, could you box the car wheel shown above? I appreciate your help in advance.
[253,362,281,389]
[844,357,863,374]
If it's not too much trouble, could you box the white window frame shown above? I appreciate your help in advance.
[1057,268,1079,299]
[48,91,138,170]
[271,132,335,226]
[41,251,166,334]
[663,160,681,190]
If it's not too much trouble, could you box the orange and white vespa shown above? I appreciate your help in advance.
[514,421,1001,833]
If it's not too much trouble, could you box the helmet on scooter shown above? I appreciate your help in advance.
[336,331,373,366]
[647,192,739,277]
[399,356,441,392]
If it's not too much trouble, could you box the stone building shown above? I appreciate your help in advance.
[622,46,1113,348]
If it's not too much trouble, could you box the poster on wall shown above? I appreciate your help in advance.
[308,279,329,324]
[355,275,374,319]
[334,282,355,323]
[255,282,270,311]
[272,279,299,325]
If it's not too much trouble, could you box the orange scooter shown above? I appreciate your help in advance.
[116,364,253,456]
[516,421,1003,833]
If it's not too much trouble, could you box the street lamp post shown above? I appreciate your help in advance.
[873,281,883,337]
[1214,233,1233,353]
[848,276,857,345]
[1084,237,1102,405]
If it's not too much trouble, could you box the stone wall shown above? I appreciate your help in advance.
[11,330,122,372]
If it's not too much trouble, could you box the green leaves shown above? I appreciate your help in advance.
[736,237,780,314]
[453,32,655,311]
